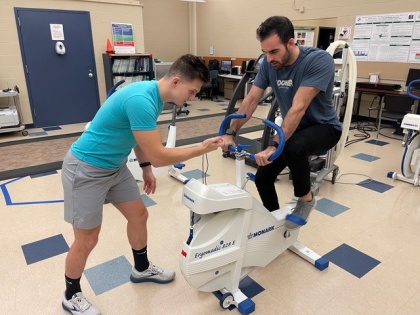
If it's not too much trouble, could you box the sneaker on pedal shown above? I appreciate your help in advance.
[285,192,316,230]
[62,292,101,315]
[130,261,175,284]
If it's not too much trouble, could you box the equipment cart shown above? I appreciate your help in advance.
[0,90,28,136]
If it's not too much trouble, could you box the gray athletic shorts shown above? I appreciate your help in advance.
[62,150,141,229]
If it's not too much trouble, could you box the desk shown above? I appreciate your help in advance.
[218,74,246,99]
[355,87,411,121]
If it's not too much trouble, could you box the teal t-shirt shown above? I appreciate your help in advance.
[71,81,164,169]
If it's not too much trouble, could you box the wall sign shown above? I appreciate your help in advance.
[111,22,136,54]
[353,11,420,63]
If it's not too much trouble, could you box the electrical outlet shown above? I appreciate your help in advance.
[209,46,214,55]
[299,6,305,13]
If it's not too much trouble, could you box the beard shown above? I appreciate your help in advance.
[270,46,291,70]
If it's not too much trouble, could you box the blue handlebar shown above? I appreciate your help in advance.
[219,113,247,136]
[219,113,285,161]
[407,79,420,101]
[107,79,125,98]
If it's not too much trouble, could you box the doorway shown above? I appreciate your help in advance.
[15,8,100,128]
[317,27,336,50]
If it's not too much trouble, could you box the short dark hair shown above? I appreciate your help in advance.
[256,16,295,44]
[166,54,210,84]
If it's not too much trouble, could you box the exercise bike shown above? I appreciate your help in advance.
[387,79,420,186]
[179,114,329,314]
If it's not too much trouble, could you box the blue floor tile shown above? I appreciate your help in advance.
[323,243,380,278]
[213,276,264,310]
[352,153,380,162]
[366,139,389,146]
[316,198,350,217]
[141,194,156,207]
[84,256,132,295]
[43,126,62,131]
[357,179,393,193]
[182,169,209,179]
[22,234,69,265]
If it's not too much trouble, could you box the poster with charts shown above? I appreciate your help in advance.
[111,22,136,54]
[353,11,420,63]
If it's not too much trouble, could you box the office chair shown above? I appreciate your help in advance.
[376,94,417,138]
[199,70,219,101]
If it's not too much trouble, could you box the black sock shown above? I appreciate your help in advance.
[65,275,81,300]
[132,246,149,272]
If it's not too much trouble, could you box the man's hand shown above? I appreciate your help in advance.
[221,135,236,152]
[254,146,277,166]
[142,167,156,195]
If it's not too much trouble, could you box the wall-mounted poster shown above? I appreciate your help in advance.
[353,11,420,63]
[294,28,315,47]
[112,22,136,54]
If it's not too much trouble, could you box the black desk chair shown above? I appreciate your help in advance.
[376,94,417,138]
[199,70,219,101]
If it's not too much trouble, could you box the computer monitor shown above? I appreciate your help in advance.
[406,68,420,90]
[220,60,232,74]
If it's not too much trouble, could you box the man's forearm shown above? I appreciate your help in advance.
[229,94,260,132]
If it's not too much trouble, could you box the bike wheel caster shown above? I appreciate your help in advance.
[220,292,234,309]
[22,130,28,136]
[284,230,291,238]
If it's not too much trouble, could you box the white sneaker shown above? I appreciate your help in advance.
[62,292,101,315]
[130,261,175,284]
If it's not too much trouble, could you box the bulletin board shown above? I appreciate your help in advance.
[294,28,315,47]
[353,11,420,63]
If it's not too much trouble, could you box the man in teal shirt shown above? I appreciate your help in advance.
[61,54,224,315]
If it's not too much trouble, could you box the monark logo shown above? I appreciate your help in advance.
[277,79,293,87]
[247,225,275,240]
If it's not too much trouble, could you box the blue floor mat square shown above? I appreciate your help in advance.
[357,179,393,193]
[323,243,380,278]
[366,139,388,146]
[316,198,350,217]
[43,126,62,131]
[352,153,380,162]
[182,169,209,179]
[141,194,156,207]
[213,276,264,310]
[22,234,69,265]
[84,256,132,295]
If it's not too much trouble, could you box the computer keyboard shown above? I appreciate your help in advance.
[356,82,402,90]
